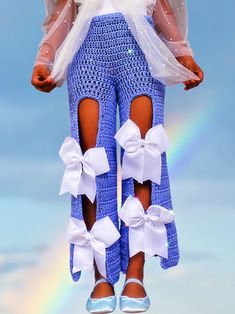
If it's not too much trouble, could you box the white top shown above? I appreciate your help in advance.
[34,0,199,87]
[95,0,118,15]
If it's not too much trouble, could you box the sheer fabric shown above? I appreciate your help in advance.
[149,0,193,57]
[34,0,77,74]
[34,0,199,87]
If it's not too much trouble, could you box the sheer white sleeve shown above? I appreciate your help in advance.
[114,0,199,85]
[150,0,193,57]
[33,0,199,87]
[34,0,77,71]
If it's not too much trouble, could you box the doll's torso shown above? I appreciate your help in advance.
[94,0,117,15]
[74,0,153,16]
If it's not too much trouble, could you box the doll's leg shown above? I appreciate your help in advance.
[75,97,117,297]
[115,14,180,297]
[77,98,98,230]
[65,36,120,292]
[121,95,153,297]
[117,92,179,297]
[118,90,179,297]
[117,93,158,298]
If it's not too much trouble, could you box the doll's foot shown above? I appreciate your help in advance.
[121,276,146,298]
[119,278,150,313]
[86,278,116,313]
[122,253,146,298]
[91,278,115,298]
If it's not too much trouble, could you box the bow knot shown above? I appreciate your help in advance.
[58,136,110,203]
[118,195,175,259]
[114,119,170,184]
[67,216,120,278]
[144,214,150,222]
[138,138,145,148]
[77,155,85,163]
[84,231,93,242]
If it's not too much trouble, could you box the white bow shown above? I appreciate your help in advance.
[114,119,170,185]
[67,216,120,278]
[118,195,175,259]
[58,136,110,203]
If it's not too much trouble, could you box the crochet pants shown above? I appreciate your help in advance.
[66,12,179,285]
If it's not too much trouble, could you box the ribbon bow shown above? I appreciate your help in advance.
[118,195,175,259]
[58,136,110,203]
[114,119,170,185]
[67,216,120,278]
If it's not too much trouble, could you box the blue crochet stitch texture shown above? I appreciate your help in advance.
[66,12,180,285]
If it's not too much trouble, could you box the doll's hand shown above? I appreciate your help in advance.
[176,55,204,91]
[31,65,56,93]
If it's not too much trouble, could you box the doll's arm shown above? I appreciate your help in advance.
[34,0,78,71]
[151,0,194,57]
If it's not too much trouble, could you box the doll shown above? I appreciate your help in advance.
[31,0,203,313]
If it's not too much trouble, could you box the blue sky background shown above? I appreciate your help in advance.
[0,1,235,313]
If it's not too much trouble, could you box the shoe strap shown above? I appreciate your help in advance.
[124,278,144,288]
[94,278,111,288]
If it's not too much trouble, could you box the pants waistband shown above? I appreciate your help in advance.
[90,12,152,25]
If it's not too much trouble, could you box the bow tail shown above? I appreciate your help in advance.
[93,241,107,278]
[122,151,144,183]
[59,167,82,197]
[144,149,162,185]
[77,171,96,203]
[144,222,168,259]
[129,226,145,258]
[72,244,94,274]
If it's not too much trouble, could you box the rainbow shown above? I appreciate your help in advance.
[14,98,215,314]
[167,99,215,171]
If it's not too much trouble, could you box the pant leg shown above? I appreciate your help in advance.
[114,15,180,273]
[65,18,120,285]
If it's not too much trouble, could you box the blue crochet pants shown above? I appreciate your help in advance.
[66,12,179,285]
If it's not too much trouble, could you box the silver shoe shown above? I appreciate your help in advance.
[119,278,150,313]
[86,278,116,313]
